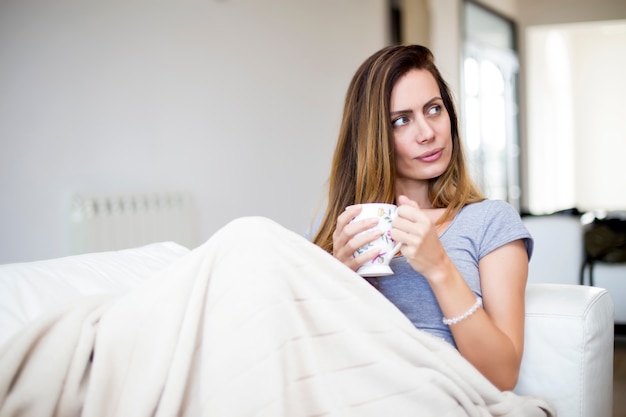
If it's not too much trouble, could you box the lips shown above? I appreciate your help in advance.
[417,148,443,162]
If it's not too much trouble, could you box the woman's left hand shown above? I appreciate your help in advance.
[390,195,449,280]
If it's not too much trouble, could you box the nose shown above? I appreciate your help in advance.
[413,116,435,144]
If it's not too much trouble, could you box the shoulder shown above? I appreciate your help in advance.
[459,199,532,259]
[457,199,525,230]
[461,199,518,219]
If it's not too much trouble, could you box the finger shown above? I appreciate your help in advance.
[393,213,433,244]
[333,206,362,248]
[396,204,430,226]
[397,195,419,208]
[337,205,362,230]
[333,205,379,262]
[351,228,384,254]
[394,206,420,227]
[344,216,379,238]
[396,196,422,223]
[335,227,381,262]
[353,246,383,269]
[390,226,420,247]
[338,204,380,240]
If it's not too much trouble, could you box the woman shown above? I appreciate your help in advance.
[1,45,549,417]
[312,44,531,391]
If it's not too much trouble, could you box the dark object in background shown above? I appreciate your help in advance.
[581,216,626,286]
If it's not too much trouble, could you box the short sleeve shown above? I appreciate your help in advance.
[478,200,533,261]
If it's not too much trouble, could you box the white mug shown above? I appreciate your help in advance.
[351,203,402,277]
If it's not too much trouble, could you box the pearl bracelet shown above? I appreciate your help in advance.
[442,297,483,326]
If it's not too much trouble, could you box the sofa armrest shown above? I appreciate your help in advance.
[515,283,614,417]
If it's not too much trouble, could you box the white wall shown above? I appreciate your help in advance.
[526,21,626,213]
[0,0,389,263]
[570,22,626,211]
[515,0,626,212]
[525,26,577,214]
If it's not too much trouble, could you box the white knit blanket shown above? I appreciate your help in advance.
[0,217,554,417]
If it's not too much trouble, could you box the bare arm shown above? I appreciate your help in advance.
[441,241,527,390]
[392,195,528,390]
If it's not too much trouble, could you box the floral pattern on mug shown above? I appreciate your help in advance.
[353,205,397,258]
[352,203,402,277]
[371,251,387,264]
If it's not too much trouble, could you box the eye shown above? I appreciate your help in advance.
[392,115,410,128]
[426,104,442,116]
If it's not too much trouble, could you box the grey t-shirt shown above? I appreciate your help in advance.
[364,199,533,347]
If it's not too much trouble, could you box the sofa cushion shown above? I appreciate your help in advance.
[0,241,190,348]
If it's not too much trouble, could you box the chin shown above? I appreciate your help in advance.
[420,165,448,180]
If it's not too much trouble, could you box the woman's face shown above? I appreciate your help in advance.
[390,69,453,184]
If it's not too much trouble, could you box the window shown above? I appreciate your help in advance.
[462,1,520,210]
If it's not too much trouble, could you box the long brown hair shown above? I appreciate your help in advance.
[312,44,484,254]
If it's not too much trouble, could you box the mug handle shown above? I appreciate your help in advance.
[390,242,402,257]
[389,208,402,257]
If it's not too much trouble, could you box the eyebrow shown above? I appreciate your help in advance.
[390,97,443,116]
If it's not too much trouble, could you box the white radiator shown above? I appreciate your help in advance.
[70,191,198,254]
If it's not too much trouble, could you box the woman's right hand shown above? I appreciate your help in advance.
[332,205,383,271]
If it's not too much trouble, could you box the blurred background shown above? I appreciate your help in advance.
[1,0,625,263]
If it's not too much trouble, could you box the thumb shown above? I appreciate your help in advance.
[397,194,419,208]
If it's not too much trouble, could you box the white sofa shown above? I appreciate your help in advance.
[523,213,626,324]
[0,242,615,417]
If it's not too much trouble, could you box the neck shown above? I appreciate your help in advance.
[395,178,431,208]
